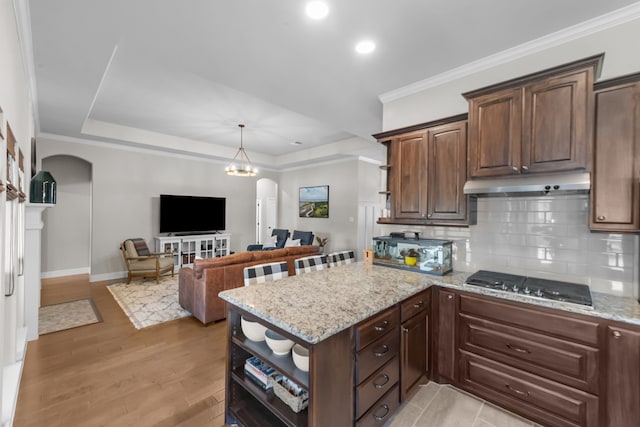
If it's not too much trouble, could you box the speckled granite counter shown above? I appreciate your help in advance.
[218,262,640,344]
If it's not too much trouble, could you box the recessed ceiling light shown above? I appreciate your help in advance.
[306,1,329,20]
[355,40,376,54]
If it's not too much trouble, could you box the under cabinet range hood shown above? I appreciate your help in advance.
[463,172,590,197]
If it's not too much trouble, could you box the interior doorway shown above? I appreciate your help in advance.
[256,178,278,244]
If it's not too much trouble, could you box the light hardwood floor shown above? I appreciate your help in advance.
[15,276,227,427]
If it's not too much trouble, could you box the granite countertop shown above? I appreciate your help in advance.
[218,263,640,344]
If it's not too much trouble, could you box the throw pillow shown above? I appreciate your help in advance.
[263,235,278,249]
[284,238,301,247]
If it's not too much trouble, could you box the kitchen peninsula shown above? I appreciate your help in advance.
[219,263,640,427]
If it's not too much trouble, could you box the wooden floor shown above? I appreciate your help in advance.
[14,275,228,427]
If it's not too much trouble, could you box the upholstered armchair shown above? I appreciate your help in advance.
[292,230,314,246]
[246,228,291,251]
[120,238,175,283]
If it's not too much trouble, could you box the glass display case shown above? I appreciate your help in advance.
[372,234,453,276]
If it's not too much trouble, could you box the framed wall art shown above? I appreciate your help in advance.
[299,185,329,218]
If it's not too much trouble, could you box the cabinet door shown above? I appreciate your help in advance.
[522,69,591,174]
[435,289,457,383]
[427,121,468,221]
[467,87,523,178]
[391,130,428,219]
[591,80,640,232]
[401,312,428,400]
[605,324,640,427]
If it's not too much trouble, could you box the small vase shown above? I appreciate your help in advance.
[318,246,324,254]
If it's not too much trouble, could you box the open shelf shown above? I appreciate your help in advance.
[231,368,308,427]
[232,335,309,389]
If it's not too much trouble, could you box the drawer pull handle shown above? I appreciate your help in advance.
[374,344,390,357]
[506,384,530,397]
[373,404,390,421]
[506,344,531,354]
[612,330,622,339]
[374,320,389,332]
[447,294,453,300]
[373,374,390,389]
[413,300,424,309]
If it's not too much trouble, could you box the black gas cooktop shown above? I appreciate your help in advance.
[464,270,593,309]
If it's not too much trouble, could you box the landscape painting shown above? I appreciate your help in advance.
[299,185,329,218]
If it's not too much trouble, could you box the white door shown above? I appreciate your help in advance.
[255,199,262,243]
[266,197,277,239]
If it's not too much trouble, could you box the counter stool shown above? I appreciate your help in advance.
[243,261,289,286]
[294,255,328,275]
[327,250,355,267]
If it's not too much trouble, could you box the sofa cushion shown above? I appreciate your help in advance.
[194,251,253,279]
[254,247,289,261]
[286,245,320,256]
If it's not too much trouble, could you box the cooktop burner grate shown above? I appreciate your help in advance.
[464,270,593,308]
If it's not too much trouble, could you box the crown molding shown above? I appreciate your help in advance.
[379,2,640,103]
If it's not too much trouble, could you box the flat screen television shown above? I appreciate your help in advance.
[160,194,226,234]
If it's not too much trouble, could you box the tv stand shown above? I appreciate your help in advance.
[155,233,230,268]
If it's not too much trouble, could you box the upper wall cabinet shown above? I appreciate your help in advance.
[464,54,603,178]
[374,114,475,226]
[590,73,640,232]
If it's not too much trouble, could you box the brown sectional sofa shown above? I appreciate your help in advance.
[178,245,320,324]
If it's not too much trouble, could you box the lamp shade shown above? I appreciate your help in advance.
[30,170,57,204]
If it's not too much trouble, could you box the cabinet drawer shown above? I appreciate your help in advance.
[356,385,400,427]
[459,293,600,346]
[459,351,599,427]
[356,357,399,419]
[460,314,599,393]
[356,331,399,384]
[356,306,399,351]
[401,289,430,322]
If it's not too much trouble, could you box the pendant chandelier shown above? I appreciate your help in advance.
[225,124,258,176]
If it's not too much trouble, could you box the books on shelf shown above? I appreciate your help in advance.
[244,356,279,390]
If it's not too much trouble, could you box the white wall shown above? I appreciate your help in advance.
[383,14,640,131]
[278,158,379,256]
[37,135,275,281]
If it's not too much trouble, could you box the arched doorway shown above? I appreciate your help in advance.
[41,155,92,278]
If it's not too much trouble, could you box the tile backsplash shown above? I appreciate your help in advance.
[379,195,638,298]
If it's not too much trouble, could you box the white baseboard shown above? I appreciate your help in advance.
[90,271,127,283]
[41,267,90,279]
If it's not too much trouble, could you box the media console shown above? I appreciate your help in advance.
[155,233,230,269]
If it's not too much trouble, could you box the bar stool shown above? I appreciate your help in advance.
[243,261,289,286]
[327,250,356,267]
[294,254,328,275]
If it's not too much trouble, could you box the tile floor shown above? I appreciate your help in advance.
[386,382,545,427]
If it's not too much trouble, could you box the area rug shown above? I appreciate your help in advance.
[39,297,102,335]
[107,275,191,329]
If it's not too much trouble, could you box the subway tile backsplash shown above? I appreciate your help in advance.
[380,195,638,298]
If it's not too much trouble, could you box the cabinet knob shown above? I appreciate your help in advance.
[597,215,605,221]
[612,330,622,339]
[521,165,529,172]
[447,294,454,300]
[427,214,432,218]
[512,166,519,172]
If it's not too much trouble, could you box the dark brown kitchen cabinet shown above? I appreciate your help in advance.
[433,288,457,383]
[390,130,428,220]
[400,289,430,400]
[373,114,474,226]
[604,322,640,427]
[464,54,602,178]
[590,73,640,232]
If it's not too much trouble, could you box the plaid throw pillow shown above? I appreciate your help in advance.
[130,238,150,256]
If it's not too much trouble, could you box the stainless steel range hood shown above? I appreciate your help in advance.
[463,172,590,197]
